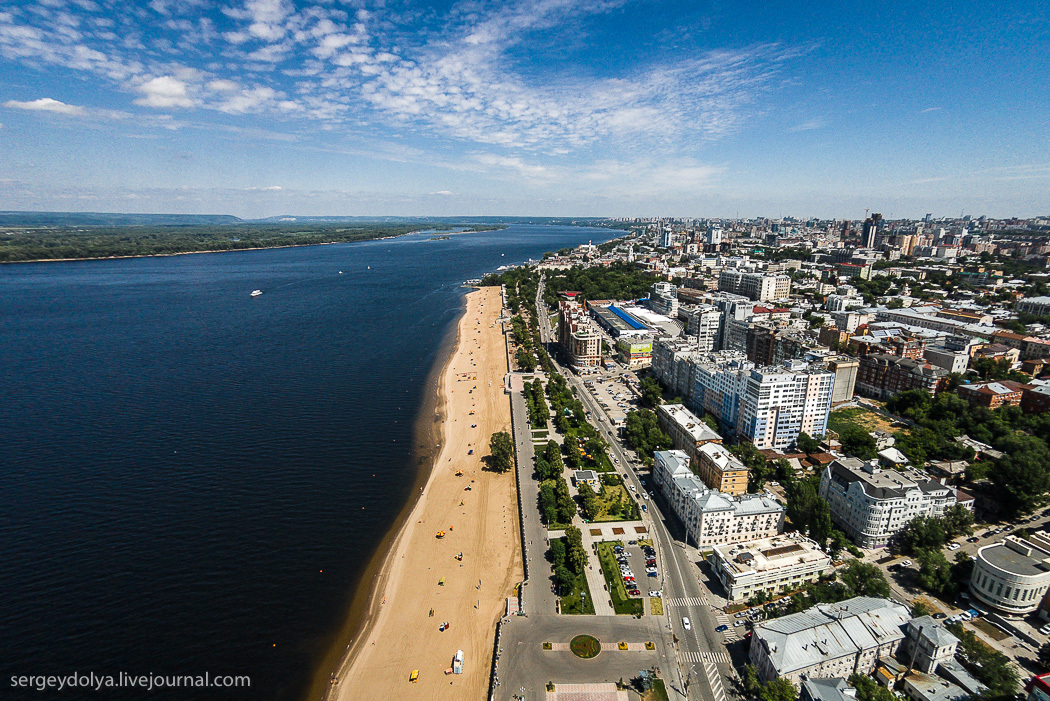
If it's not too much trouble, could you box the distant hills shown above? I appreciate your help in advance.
[0,211,243,227]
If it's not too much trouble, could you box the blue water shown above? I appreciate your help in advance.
[0,225,612,700]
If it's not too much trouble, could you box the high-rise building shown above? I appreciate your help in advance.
[736,361,835,451]
[862,212,883,249]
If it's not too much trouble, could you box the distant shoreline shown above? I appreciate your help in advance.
[0,225,506,264]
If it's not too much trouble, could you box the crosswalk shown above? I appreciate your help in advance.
[703,658,728,701]
[683,650,730,665]
[666,595,708,607]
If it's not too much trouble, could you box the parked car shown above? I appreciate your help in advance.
[948,543,962,551]
[734,612,747,618]
[649,590,661,597]
[967,537,979,543]
[932,613,947,619]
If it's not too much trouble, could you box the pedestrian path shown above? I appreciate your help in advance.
[582,562,616,616]
[665,595,707,607]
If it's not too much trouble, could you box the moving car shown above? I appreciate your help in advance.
[715,625,729,632]
[682,617,691,631]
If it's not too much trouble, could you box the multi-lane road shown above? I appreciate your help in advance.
[529,276,739,701]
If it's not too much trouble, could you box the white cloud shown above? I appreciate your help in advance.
[787,117,827,132]
[245,185,283,191]
[217,86,278,114]
[134,75,195,108]
[921,106,942,113]
[430,190,454,196]
[4,97,85,115]
[206,79,239,93]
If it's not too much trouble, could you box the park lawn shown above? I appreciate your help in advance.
[828,406,904,437]
[560,571,595,615]
[596,541,644,615]
[643,679,670,701]
[972,618,1010,641]
[592,484,641,522]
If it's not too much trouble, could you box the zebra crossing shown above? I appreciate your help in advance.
[683,650,730,665]
[703,658,729,701]
[666,595,708,607]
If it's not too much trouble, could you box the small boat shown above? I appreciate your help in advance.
[250,289,263,297]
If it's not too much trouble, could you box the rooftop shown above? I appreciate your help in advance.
[658,404,723,444]
[977,536,1050,577]
[713,532,829,576]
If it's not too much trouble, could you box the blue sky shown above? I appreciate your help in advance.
[0,0,1047,218]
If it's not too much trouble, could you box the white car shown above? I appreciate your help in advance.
[682,617,691,631]
[649,590,662,597]
[947,543,961,551]
[900,560,913,567]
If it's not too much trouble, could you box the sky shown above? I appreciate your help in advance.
[0,0,1047,219]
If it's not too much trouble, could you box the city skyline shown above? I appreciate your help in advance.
[0,0,1047,218]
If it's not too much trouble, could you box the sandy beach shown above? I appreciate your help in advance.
[326,285,522,700]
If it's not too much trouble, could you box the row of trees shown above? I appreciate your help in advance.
[539,475,576,525]
[535,440,566,481]
[946,621,1019,699]
[524,379,549,429]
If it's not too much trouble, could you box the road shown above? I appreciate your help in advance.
[530,276,738,701]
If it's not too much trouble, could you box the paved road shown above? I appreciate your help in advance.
[527,276,737,701]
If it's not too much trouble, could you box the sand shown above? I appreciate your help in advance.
[327,286,521,700]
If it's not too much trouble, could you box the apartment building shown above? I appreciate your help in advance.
[709,532,830,603]
[720,269,792,302]
[856,354,949,400]
[651,343,835,451]
[736,361,836,451]
[678,303,723,351]
[653,450,783,548]
[558,300,602,368]
[819,458,962,549]
[750,596,910,684]
[656,403,722,460]
[696,442,750,496]
[1015,296,1050,319]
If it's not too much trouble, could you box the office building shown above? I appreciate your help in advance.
[862,213,883,249]
[750,596,910,684]
[1016,297,1050,319]
[653,450,784,548]
[970,534,1050,615]
[615,335,653,368]
[710,532,831,603]
[820,458,963,548]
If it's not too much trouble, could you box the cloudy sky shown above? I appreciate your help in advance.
[0,0,1047,218]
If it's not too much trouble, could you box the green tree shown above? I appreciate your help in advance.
[839,560,891,598]
[487,431,515,472]
[915,548,954,596]
[795,431,821,454]
[1039,641,1050,671]
[837,424,878,460]
[639,376,663,408]
[578,482,599,521]
[894,515,947,555]
[623,409,672,459]
[942,504,975,539]
[911,600,932,618]
[554,565,575,594]
[760,678,798,701]
[848,673,896,701]
[539,482,558,524]
[554,477,577,523]
[742,665,762,698]
[548,537,566,567]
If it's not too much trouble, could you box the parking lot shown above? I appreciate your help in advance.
[584,372,640,427]
[610,539,661,599]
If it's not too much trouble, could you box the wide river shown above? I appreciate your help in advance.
[0,224,613,700]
